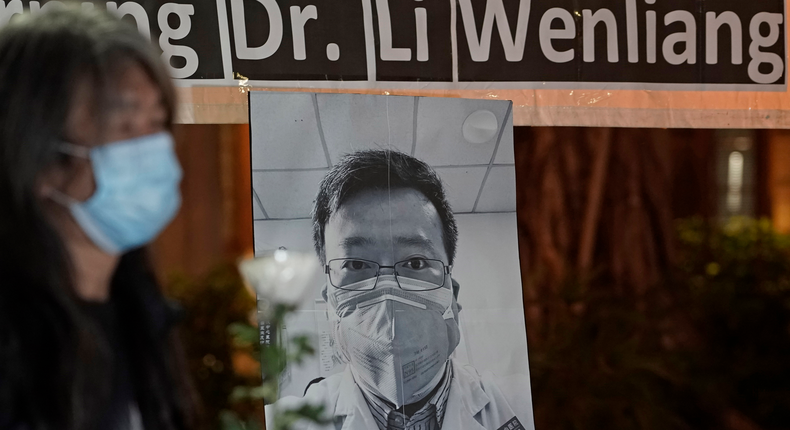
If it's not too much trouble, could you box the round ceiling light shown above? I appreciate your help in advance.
[462,110,498,144]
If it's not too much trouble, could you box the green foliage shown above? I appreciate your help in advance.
[673,217,790,429]
[218,303,328,429]
[530,217,790,430]
[168,266,329,430]
[219,410,262,430]
[166,265,260,428]
[529,282,691,430]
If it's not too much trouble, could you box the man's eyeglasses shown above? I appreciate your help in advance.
[325,258,451,291]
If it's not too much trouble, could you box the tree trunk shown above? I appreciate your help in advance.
[514,127,712,344]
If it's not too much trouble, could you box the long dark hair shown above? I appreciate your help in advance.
[0,6,197,430]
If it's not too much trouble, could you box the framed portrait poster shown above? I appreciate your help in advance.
[249,91,534,430]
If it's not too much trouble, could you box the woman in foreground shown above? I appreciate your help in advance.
[0,6,198,430]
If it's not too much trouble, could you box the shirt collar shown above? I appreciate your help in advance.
[333,359,492,422]
[356,362,454,430]
[446,360,491,416]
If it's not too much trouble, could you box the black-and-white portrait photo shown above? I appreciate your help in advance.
[249,92,534,430]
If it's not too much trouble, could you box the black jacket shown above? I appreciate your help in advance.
[0,251,186,430]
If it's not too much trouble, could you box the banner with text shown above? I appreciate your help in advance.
[1,0,786,90]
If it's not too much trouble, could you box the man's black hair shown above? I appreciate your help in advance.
[311,149,458,265]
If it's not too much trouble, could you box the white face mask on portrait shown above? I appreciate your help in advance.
[326,276,460,407]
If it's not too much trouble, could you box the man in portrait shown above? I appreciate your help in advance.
[269,149,527,430]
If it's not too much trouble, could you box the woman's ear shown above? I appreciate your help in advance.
[38,182,53,199]
[35,152,95,203]
[35,164,65,199]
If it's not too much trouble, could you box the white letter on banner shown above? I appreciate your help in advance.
[106,2,151,40]
[625,0,638,62]
[583,8,619,63]
[539,8,574,63]
[230,0,282,60]
[706,12,742,65]
[749,12,784,84]
[458,0,531,62]
[376,0,410,61]
[646,10,657,63]
[415,7,428,61]
[158,4,199,79]
[0,0,23,27]
[663,10,696,65]
[290,5,317,61]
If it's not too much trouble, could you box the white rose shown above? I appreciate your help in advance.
[238,248,321,308]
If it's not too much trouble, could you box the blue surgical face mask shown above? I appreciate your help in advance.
[51,131,182,255]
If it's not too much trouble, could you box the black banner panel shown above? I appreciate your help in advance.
[1,0,785,89]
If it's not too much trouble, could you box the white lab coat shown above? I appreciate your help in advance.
[265,359,534,430]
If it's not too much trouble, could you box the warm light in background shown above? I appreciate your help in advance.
[769,131,790,234]
[727,151,744,214]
